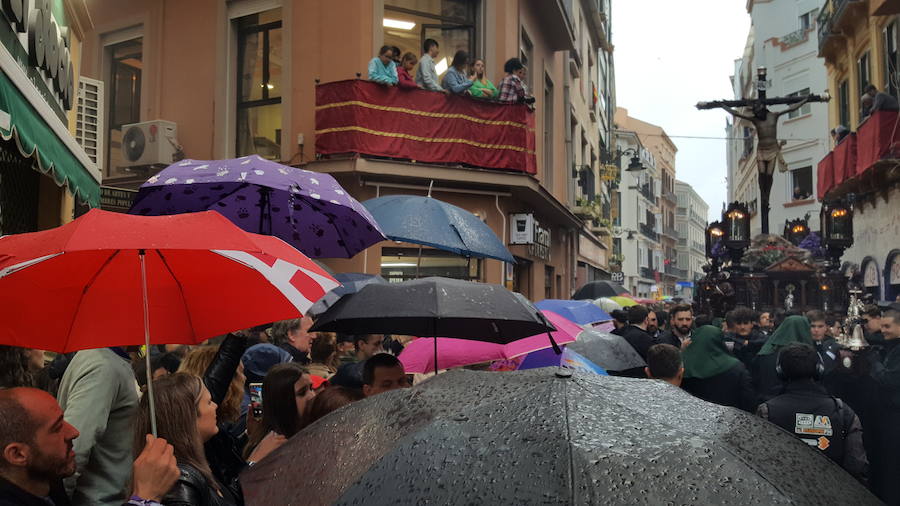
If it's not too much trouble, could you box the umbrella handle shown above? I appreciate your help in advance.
[536,311,562,355]
[139,250,158,437]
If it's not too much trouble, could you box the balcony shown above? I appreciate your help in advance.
[818,0,866,59]
[661,225,678,240]
[660,190,677,204]
[692,240,705,253]
[664,264,688,279]
[639,183,655,203]
[640,266,657,280]
[315,80,536,173]
[817,110,900,200]
[871,0,900,15]
[677,237,687,247]
[639,223,659,242]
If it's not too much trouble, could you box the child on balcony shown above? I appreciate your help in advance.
[397,52,419,90]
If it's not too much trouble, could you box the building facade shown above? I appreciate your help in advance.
[817,0,900,302]
[0,2,99,236]
[727,0,830,235]
[674,179,709,300]
[612,110,662,299]
[78,0,617,301]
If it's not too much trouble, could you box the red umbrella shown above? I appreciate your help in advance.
[0,209,339,433]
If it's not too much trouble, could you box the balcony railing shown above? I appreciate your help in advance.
[315,80,536,173]
[662,225,678,240]
[818,0,864,56]
[639,223,659,242]
[677,237,687,247]
[661,190,677,204]
[692,240,705,253]
[664,264,688,278]
[640,266,657,280]
[817,110,900,199]
[640,183,655,202]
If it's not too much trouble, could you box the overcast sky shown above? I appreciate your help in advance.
[611,0,752,222]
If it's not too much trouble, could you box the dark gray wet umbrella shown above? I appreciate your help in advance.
[567,329,647,372]
[309,277,553,344]
[241,369,879,505]
[307,272,387,316]
[572,280,629,300]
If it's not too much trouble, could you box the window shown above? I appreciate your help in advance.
[858,51,871,97]
[543,73,554,192]
[106,38,142,177]
[839,79,850,127]
[383,0,476,76]
[885,22,898,97]
[799,9,817,31]
[381,247,480,282]
[236,8,282,160]
[790,166,813,200]
[786,88,811,119]
[520,29,533,90]
[742,126,754,157]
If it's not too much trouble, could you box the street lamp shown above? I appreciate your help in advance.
[600,145,646,172]
[820,200,853,270]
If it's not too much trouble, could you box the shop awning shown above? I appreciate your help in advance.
[0,70,99,207]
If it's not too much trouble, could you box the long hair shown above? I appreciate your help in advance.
[0,346,33,389]
[451,50,468,70]
[178,346,242,423]
[244,363,308,458]
[134,373,218,490]
[303,386,364,428]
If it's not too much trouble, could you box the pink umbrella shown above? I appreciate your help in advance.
[399,311,583,374]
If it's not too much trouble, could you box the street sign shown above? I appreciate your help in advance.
[611,272,624,283]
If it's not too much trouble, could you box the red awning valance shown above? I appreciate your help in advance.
[833,132,857,186]
[856,110,900,175]
[315,80,536,174]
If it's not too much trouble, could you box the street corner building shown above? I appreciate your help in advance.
[74,0,622,301]
[0,1,100,236]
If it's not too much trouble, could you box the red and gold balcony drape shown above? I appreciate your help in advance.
[315,80,537,174]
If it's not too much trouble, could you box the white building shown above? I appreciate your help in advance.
[614,128,662,299]
[674,180,709,300]
[727,0,829,235]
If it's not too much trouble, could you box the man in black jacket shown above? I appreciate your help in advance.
[757,344,867,484]
[808,310,841,374]
[272,316,314,364]
[724,306,767,365]
[0,388,178,506]
[617,305,655,361]
[655,304,693,350]
[867,309,900,503]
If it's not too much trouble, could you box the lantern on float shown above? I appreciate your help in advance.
[783,217,810,245]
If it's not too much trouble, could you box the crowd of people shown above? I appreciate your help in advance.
[0,316,413,506]
[366,39,535,106]
[1,298,899,504]
[612,301,900,503]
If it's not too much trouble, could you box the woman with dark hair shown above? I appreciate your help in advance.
[498,57,534,105]
[441,50,473,95]
[243,363,315,458]
[0,345,43,388]
[303,386,364,427]
[134,373,241,506]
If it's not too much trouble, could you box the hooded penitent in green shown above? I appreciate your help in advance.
[682,325,741,379]
[757,315,813,356]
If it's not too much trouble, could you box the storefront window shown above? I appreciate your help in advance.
[383,0,476,79]
[106,38,142,177]
[236,8,282,159]
[0,141,40,235]
[381,247,480,282]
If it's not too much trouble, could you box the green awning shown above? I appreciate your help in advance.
[0,69,99,207]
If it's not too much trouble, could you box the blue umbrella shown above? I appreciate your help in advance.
[534,299,611,325]
[517,347,607,375]
[308,273,387,316]
[363,195,514,263]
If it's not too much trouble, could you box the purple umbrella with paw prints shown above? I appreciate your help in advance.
[128,156,385,258]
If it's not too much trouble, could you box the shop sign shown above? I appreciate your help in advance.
[0,0,73,122]
[528,222,551,261]
[100,186,137,212]
[611,271,624,283]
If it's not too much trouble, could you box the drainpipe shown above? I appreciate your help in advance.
[495,194,506,286]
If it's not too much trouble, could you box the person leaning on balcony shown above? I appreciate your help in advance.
[367,45,398,86]
[441,50,474,95]
[498,58,535,106]
[416,38,445,93]
[468,58,498,99]
[397,52,420,90]
[860,84,900,122]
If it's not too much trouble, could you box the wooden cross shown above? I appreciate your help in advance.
[696,67,829,234]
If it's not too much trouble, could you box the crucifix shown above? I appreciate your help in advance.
[697,67,829,234]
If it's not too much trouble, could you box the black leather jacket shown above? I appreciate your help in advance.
[202,334,248,502]
[163,464,240,506]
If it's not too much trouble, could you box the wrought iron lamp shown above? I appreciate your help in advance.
[722,201,751,268]
[820,200,853,270]
[783,217,810,245]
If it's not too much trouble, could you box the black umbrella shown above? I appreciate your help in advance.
[567,329,647,372]
[309,277,554,343]
[572,280,629,300]
[241,369,878,505]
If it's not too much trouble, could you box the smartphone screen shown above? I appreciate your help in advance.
[249,382,263,418]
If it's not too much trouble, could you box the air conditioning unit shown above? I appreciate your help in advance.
[120,120,179,168]
[509,213,535,245]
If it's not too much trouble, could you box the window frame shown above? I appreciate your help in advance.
[884,21,898,97]
[786,88,811,119]
[838,79,850,127]
[858,51,871,97]
[789,165,813,201]
[235,12,283,158]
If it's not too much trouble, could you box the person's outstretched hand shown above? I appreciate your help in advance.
[248,431,288,463]
[132,434,180,501]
